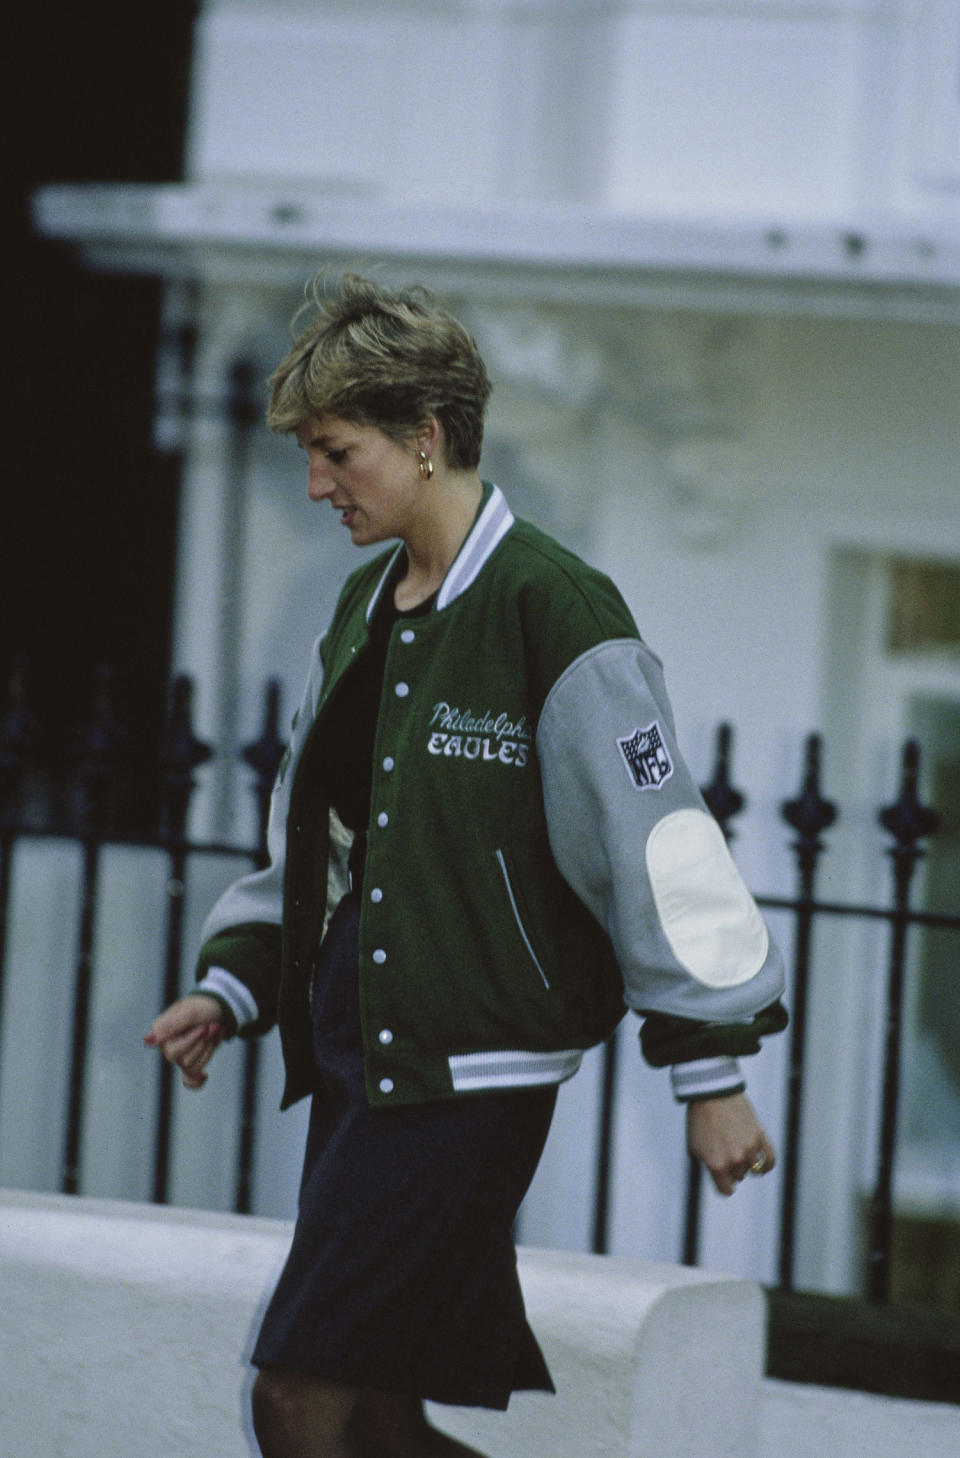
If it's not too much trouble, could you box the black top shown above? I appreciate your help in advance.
[317,581,436,834]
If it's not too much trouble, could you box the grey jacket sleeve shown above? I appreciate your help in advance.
[194,634,350,1025]
[536,638,786,1095]
[200,637,325,942]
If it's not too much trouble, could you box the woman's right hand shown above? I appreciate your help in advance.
[144,995,225,1089]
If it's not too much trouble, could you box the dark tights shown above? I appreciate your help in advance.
[252,1367,491,1458]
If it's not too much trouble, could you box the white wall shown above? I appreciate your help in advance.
[152,293,960,1296]
[7,0,959,1302]
[186,0,960,228]
[4,290,955,1292]
[3,1194,958,1458]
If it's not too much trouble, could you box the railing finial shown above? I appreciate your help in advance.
[700,721,746,840]
[879,738,940,857]
[0,657,38,817]
[781,732,838,868]
[159,674,212,839]
[242,679,286,856]
[72,664,130,827]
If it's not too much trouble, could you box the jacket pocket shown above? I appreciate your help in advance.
[495,848,551,990]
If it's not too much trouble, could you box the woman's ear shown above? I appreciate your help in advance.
[414,417,442,459]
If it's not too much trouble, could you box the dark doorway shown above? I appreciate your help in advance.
[7,3,196,825]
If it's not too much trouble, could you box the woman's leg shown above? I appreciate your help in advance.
[252,1366,360,1458]
[348,1391,490,1457]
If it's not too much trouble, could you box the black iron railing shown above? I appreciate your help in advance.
[0,667,283,1216]
[1,665,957,1298]
[589,721,958,1310]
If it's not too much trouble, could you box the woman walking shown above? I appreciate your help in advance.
[147,275,786,1458]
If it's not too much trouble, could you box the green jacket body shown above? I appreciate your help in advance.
[197,485,786,1111]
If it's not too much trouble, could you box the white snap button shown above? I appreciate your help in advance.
[400,629,415,644]
[377,812,389,827]
[370,888,383,903]
[395,682,410,698]
[379,1078,394,1094]
[382,756,394,771]
[372,948,387,964]
[379,1029,394,1045]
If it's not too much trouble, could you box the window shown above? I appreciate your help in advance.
[887,559,960,653]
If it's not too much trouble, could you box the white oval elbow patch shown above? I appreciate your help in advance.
[645,808,769,988]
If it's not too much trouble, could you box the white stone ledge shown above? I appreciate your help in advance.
[0,1190,763,1458]
[758,1377,960,1458]
[30,184,960,324]
[5,1191,955,1458]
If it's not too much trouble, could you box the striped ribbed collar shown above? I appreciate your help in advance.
[365,482,514,623]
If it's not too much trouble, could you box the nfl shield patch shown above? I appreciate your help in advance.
[617,721,674,791]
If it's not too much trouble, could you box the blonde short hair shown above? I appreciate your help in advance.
[267,274,492,469]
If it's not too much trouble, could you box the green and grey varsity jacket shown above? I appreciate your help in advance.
[196,484,786,1112]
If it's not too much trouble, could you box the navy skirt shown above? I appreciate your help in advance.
[251,893,557,1409]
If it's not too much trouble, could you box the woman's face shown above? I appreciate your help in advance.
[296,413,422,547]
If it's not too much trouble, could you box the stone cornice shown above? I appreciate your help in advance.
[33,182,960,323]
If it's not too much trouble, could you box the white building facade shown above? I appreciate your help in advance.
[14,0,960,1302]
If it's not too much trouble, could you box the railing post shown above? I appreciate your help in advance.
[777,733,837,1290]
[152,675,212,1205]
[72,665,129,829]
[678,723,747,1266]
[243,679,285,851]
[700,723,745,832]
[0,660,38,1058]
[591,1028,619,1255]
[63,667,129,1195]
[209,356,260,836]
[232,680,286,1215]
[868,740,939,1302]
[0,658,36,817]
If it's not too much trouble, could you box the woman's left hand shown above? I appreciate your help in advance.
[686,1092,776,1196]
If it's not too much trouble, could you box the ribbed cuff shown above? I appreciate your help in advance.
[670,1057,745,1103]
[196,966,259,1032]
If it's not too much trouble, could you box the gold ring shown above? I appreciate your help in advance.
[750,1154,767,1174]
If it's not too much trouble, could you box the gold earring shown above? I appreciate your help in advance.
[418,450,434,480]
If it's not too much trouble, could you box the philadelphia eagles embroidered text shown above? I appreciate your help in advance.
[427,702,531,767]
